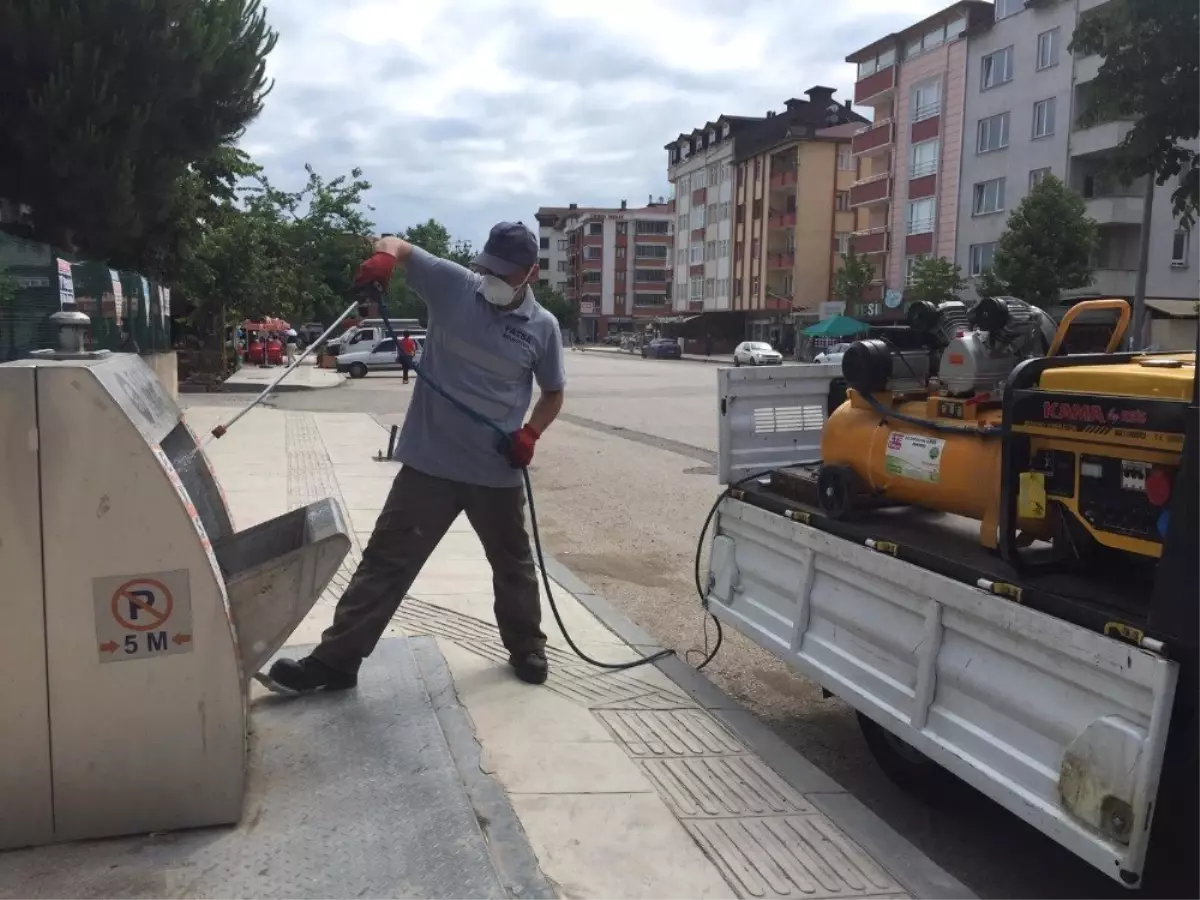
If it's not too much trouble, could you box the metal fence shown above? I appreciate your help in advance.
[0,232,173,361]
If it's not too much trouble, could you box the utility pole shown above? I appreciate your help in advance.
[1130,176,1155,350]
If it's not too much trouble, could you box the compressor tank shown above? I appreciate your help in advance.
[820,392,1048,546]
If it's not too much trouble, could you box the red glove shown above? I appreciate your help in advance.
[507,424,540,468]
[354,251,398,289]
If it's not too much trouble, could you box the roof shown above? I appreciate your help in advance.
[845,1,992,62]
[815,122,864,140]
[1146,298,1200,318]
[732,93,869,163]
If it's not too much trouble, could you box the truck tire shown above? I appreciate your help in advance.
[857,712,963,807]
[347,362,368,379]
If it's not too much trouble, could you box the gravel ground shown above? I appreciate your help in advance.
[189,352,1193,899]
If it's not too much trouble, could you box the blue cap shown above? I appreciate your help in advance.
[472,221,538,277]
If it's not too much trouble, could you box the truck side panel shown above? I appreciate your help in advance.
[707,497,1177,887]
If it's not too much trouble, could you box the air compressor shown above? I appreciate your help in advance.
[817,296,1194,572]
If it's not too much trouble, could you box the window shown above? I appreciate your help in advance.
[907,198,935,234]
[635,268,668,283]
[973,177,1007,215]
[690,244,703,264]
[539,237,549,250]
[585,245,602,260]
[705,278,715,298]
[995,0,1022,19]
[1029,167,1052,190]
[718,239,730,257]
[679,174,691,192]
[753,158,762,179]
[582,270,601,284]
[705,240,716,261]
[636,219,669,235]
[693,205,707,228]
[707,164,719,186]
[905,255,922,285]
[977,112,1010,153]
[922,23,945,53]
[634,293,665,307]
[1172,230,1190,267]
[538,257,550,269]
[836,191,850,212]
[910,139,939,177]
[587,222,602,236]
[834,232,850,255]
[752,199,763,218]
[556,260,567,272]
[689,276,703,298]
[635,243,668,259]
[616,221,627,236]
[557,239,568,251]
[856,47,896,79]
[751,238,761,259]
[912,80,941,122]
[615,246,626,258]
[750,275,760,296]
[969,242,997,277]
[615,268,625,281]
[837,146,854,171]
[721,162,732,182]
[1032,97,1056,139]
[694,168,707,189]
[1037,28,1060,70]
[981,46,1013,90]
[678,213,688,232]
[720,201,731,220]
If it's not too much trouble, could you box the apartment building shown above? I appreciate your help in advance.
[666,87,865,341]
[560,200,675,341]
[846,2,994,320]
[731,89,867,341]
[956,0,1198,341]
[535,205,588,294]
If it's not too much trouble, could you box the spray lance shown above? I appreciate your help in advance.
[205,282,687,673]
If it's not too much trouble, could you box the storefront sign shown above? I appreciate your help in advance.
[580,301,596,314]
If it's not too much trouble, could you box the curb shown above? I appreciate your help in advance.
[180,378,346,395]
[574,347,732,366]
[539,553,975,900]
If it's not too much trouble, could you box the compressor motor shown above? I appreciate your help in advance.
[841,296,1057,399]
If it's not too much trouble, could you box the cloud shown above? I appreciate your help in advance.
[244,0,947,247]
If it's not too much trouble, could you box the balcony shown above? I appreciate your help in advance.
[849,173,891,208]
[1085,194,1145,226]
[769,170,797,189]
[851,227,889,255]
[1071,119,1135,157]
[1081,268,1139,297]
[767,252,795,269]
[767,211,797,230]
[852,119,894,157]
[855,65,896,105]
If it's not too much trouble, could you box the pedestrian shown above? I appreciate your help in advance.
[705,332,713,356]
[398,329,417,384]
[285,327,298,364]
[269,221,565,692]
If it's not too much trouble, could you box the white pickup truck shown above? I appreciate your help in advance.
[703,363,1197,890]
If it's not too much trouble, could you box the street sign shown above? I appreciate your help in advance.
[884,289,904,309]
[580,301,596,314]
[93,569,194,663]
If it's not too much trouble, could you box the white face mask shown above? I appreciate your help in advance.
[481,267,534,307]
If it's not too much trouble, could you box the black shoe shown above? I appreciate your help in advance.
[267,655,357,693]
[509,650,549,685]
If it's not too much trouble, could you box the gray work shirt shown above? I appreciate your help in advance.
[393,247,565,488]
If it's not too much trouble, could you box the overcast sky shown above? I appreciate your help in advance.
[240,0,945,249]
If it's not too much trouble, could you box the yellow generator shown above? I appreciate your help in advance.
[818,297,1194,572]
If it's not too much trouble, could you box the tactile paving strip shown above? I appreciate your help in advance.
[595,708,746,756]
[685,815,904,899]
[640,756,815,818]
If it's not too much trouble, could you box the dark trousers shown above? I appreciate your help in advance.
[312,466,546,674]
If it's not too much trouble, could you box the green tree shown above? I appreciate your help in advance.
[832,248,876,307]
[991,175,1098,307]
[974,266,1009,300]
[907,256,965,305]
[533,281,576,330]
[0,0,278,270]
[1070,0,1199,226]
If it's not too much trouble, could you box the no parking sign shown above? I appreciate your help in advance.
[92,569,194,662]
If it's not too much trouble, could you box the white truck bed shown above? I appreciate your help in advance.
[706,365,1180,888]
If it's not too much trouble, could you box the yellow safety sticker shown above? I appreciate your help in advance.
[1018,471,1047,519]
[1104,621,1145,645]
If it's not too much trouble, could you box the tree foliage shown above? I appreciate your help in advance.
[989,175,1098,308]
[906,256,965,306]
[832,248,875,306]
[533,281,576,330]
[0,0,278,269]
[385,219,474,324]
[1070,0,1199,227]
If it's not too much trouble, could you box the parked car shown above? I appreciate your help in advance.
[733,341,784,366]
[641,338,682,360]
[813,342,853,365]
[336,336,424,378]
[602,333,624,345]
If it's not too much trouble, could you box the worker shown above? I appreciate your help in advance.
[269,222,565,691]
[398,329,417,384]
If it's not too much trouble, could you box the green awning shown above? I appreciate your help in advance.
[802,314,871,337]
